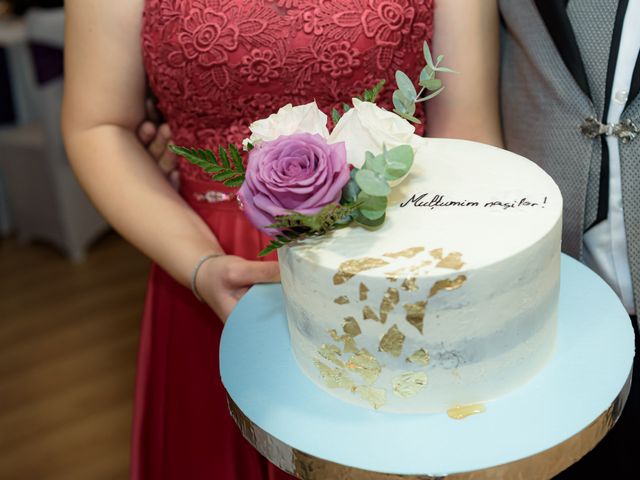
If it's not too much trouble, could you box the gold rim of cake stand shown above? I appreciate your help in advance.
[227,370,631,480]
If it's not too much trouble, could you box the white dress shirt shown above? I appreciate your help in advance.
[583,0,640,315]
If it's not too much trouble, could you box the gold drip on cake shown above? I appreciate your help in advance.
[403,301,427,334]
[406,348,430,365]
[342,317,362,336]
[379,288,400,323]
[437,252,465,270]
[333,258,389,285]
[363,305,381,322]
[429,275,467,298]
[383,246,425,259]
[359,282,369,301]
[333,296,350,305]
[346,348,381,384]
[447,403,486,420]
[379,324,406,357]
[393,371,428,398]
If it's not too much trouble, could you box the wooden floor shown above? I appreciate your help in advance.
[0,232,149,480]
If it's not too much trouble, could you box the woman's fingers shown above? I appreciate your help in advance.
[137,121,157,146]
[148,123,172,160]
[232,260,281,285]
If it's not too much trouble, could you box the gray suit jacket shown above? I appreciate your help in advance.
[500,0,640,314]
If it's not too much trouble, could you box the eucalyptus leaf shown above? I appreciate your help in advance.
[434,66,458,74]
[436,54,444,65]
[395,70,417,101]
[382,145,414,179]
[420,78,442,91]
[362,151,386,175]
[357,192,387,220]
[392,89,416,115]
[419,66,434,84]
[355,169,391,197]
[423,41,435,69]
[393,109,421,123]
[355,211,386,228]
[415,86,445,103]
[341,178,361,204]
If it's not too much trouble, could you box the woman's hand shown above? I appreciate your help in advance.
[196,255,281,322]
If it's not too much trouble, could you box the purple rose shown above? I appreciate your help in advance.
[238,133,350,236]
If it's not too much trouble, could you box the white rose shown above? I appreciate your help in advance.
[329,98,419,168]
[243,101,330,149]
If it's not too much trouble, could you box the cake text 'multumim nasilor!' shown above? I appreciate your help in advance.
[400,193,549,210]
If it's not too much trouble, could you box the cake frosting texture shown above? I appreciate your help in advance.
[279,139,562,413]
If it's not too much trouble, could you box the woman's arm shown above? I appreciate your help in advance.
[426,0,503,148]
[62,0,278,320]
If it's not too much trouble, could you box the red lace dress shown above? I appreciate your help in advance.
[136,1,434,479]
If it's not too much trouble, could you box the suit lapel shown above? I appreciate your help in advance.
[534,0,592,100]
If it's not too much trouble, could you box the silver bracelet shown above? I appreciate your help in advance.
[191,253,223,302]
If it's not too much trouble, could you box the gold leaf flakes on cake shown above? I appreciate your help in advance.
[343,317,362,336]
[437,252,465,270]
[430,248,444,260]
[346,348,382,384]
[383,247,425,259]
[328,330,358,353]
[406,348,431,366]
[379,288,400,323]
[363,305,381,323]
[314,359,354,390]
[359,283,369,301]
[379,325,406,357]
[333,296,350,305]
[401,277,418,292]
[403,301,427,334]
[447,403,486,420]
[319,344,344,368]
[384,267,405,282]
[354,385,387,409]
[429,275,467,298]
[333,258,389,285]
[393,372,428,398]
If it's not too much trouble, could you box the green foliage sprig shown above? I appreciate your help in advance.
[331,79,386,124]
[169,144,246,187]
[259,202,363,256]
[393,41,457,123]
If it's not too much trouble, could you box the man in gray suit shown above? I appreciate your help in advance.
[431,0,638,476]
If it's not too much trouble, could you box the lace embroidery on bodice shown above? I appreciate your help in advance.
[142,0,434,181]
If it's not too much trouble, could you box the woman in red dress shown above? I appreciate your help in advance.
[62,1,499,478]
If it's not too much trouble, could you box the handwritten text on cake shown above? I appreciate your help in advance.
[400,193,548,210]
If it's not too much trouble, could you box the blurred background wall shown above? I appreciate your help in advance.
[0,1,148,478]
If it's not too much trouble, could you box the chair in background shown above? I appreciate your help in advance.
[0,8,109,261]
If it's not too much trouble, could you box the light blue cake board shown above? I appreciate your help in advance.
[220,255,634,477]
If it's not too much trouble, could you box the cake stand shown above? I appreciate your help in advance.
[220,254,634,479]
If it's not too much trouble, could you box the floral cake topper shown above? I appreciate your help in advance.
[171,42,454,256]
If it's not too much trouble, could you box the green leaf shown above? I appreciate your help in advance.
[362,79,385,102]
[434,66,458,74]
[362,151,385,175]
[332,108,341,124]
[395,70,417,101]
[420,78,442,91]
[224,176,245,187]
[357,192,387,220]
[229,144,244,171]
[355,211,386,228]
[419,66,434,84]
[341,178,361,204]
[383,145,414,172]
[342,103,351,113]
[218,146,230,168]
[415,86,445,103]
[436,54,444,66]
[213,171,239,182]
[355,169,391,196]
[392,89,416,116]
[423,41,435,69]
[393,109,421,124]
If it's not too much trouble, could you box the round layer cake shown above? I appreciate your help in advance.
[278,138,562,413]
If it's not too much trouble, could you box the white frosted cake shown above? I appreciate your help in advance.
[278,138,562,413]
